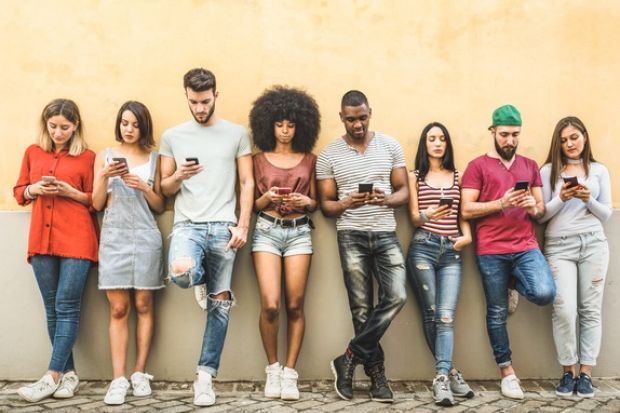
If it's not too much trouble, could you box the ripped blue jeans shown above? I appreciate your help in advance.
[406,229,462,375]
[168,221,237,376]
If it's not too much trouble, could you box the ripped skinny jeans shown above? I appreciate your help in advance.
[406,229,462,375]
[168,221,237,376]
[545,231,609,367]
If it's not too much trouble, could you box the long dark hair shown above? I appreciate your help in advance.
[115,101,155,149]
[414,122,455,180]
[544,116,595,191]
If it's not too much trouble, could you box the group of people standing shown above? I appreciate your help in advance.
[13,67,612,407]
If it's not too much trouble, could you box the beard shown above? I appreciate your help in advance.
[192,103,215,125]
[494,138,517,161]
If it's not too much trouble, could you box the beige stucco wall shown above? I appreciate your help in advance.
[1,0,619,209]
[1,0,619,381]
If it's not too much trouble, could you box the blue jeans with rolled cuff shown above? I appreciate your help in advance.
[476,248,555,367]
[31,255,91,373]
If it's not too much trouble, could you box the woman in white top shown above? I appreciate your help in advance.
[92,101,165,405]
[539,116,612,398]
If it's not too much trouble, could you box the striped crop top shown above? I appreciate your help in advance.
[415,169,460,236]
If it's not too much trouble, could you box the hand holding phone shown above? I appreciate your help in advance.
[185,157,199,165]
[562,176,579,189]
[277,187,292,195]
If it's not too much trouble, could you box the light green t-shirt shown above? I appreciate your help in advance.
[159,119,251,224]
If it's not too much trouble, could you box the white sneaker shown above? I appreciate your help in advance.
[193,370,216,406]
[130,371,154,397]
[501,374,524,399]
[17,374,58,402]
[281,367,300,401]
[53,371,79,398]
[194,284,208,310]
[264,362,282,398]
[104,376,130,405]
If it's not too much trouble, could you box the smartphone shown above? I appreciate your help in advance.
[562,176,579,188]
[42,175,56,184]
[438,198,454,208]
[358,183,374,193]
[112,157,128,166]
[185,157,199,165]
[277,187,292,195]
[514,180,529,191]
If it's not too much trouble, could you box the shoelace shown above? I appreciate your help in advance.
[436,376,449,391]
[452,372,466,385]
[368,365,388,387]
[109,379,129,396]
[343,358,356,381]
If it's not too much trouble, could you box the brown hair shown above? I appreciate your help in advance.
[38,98,87,156]
[183,68,216,92]
[115,101,155,149]
[544,116,596,191]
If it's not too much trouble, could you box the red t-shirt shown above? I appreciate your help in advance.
[461,154,542,255]
[14,144,99,263]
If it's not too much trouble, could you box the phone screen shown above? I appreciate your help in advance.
[358,183,373,193]
[439,198,453,208]
[514,181,529,191]
[185,157,199,165]
[563,176,578,188]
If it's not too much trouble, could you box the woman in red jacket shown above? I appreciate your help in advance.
[13,99,98,403]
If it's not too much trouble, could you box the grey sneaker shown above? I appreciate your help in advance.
[449,371,474,398]
[432,375,455,406]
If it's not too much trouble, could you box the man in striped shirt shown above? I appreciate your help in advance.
[317,90,409,403]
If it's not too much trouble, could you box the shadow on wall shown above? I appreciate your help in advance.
[0,209,619,381]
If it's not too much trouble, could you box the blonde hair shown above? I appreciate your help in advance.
[38,99,87,156]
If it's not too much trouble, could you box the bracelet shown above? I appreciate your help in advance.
[498,199,504,211]
[24,185,36,200]
[420,210,430,223]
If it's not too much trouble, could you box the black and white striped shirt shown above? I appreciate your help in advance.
[316,133,406,231]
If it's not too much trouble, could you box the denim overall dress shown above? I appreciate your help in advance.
[98,149,164,290]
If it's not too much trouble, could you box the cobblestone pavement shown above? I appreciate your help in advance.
[2,379,620,412]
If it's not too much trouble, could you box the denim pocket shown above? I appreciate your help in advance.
[297,224,311,234]
[593,231,607,243]
[255,220,272,232]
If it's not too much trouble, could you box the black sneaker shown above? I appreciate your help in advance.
[555,372,576,397]
[364,362,393,403]
[576,373,594,398]
[330,351,357,400]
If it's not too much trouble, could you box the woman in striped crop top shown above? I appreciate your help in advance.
[405,122,473,406]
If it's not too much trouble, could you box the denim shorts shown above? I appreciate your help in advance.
[251,214,313,256]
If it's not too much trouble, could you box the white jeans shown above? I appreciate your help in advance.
[544,231,609,366]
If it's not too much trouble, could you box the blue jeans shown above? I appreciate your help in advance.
[168,221,237,377]
[406,229,462,375]
[477,249,556,367]
[337,230,407,364]
[31,255,91,373]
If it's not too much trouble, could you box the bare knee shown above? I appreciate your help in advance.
[211,291,231,301]
[110,302,130,320]
[170,256,195,275]
[262,304,280,322]
[134,297,153,316]
[286,302,304,321]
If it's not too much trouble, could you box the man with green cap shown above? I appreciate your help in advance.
[460,104,556,399]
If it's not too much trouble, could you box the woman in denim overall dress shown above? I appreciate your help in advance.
[92,101,165,405]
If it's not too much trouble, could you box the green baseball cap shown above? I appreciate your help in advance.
[489,104,522,129]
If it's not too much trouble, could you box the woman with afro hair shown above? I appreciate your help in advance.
[249,86,320,400]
